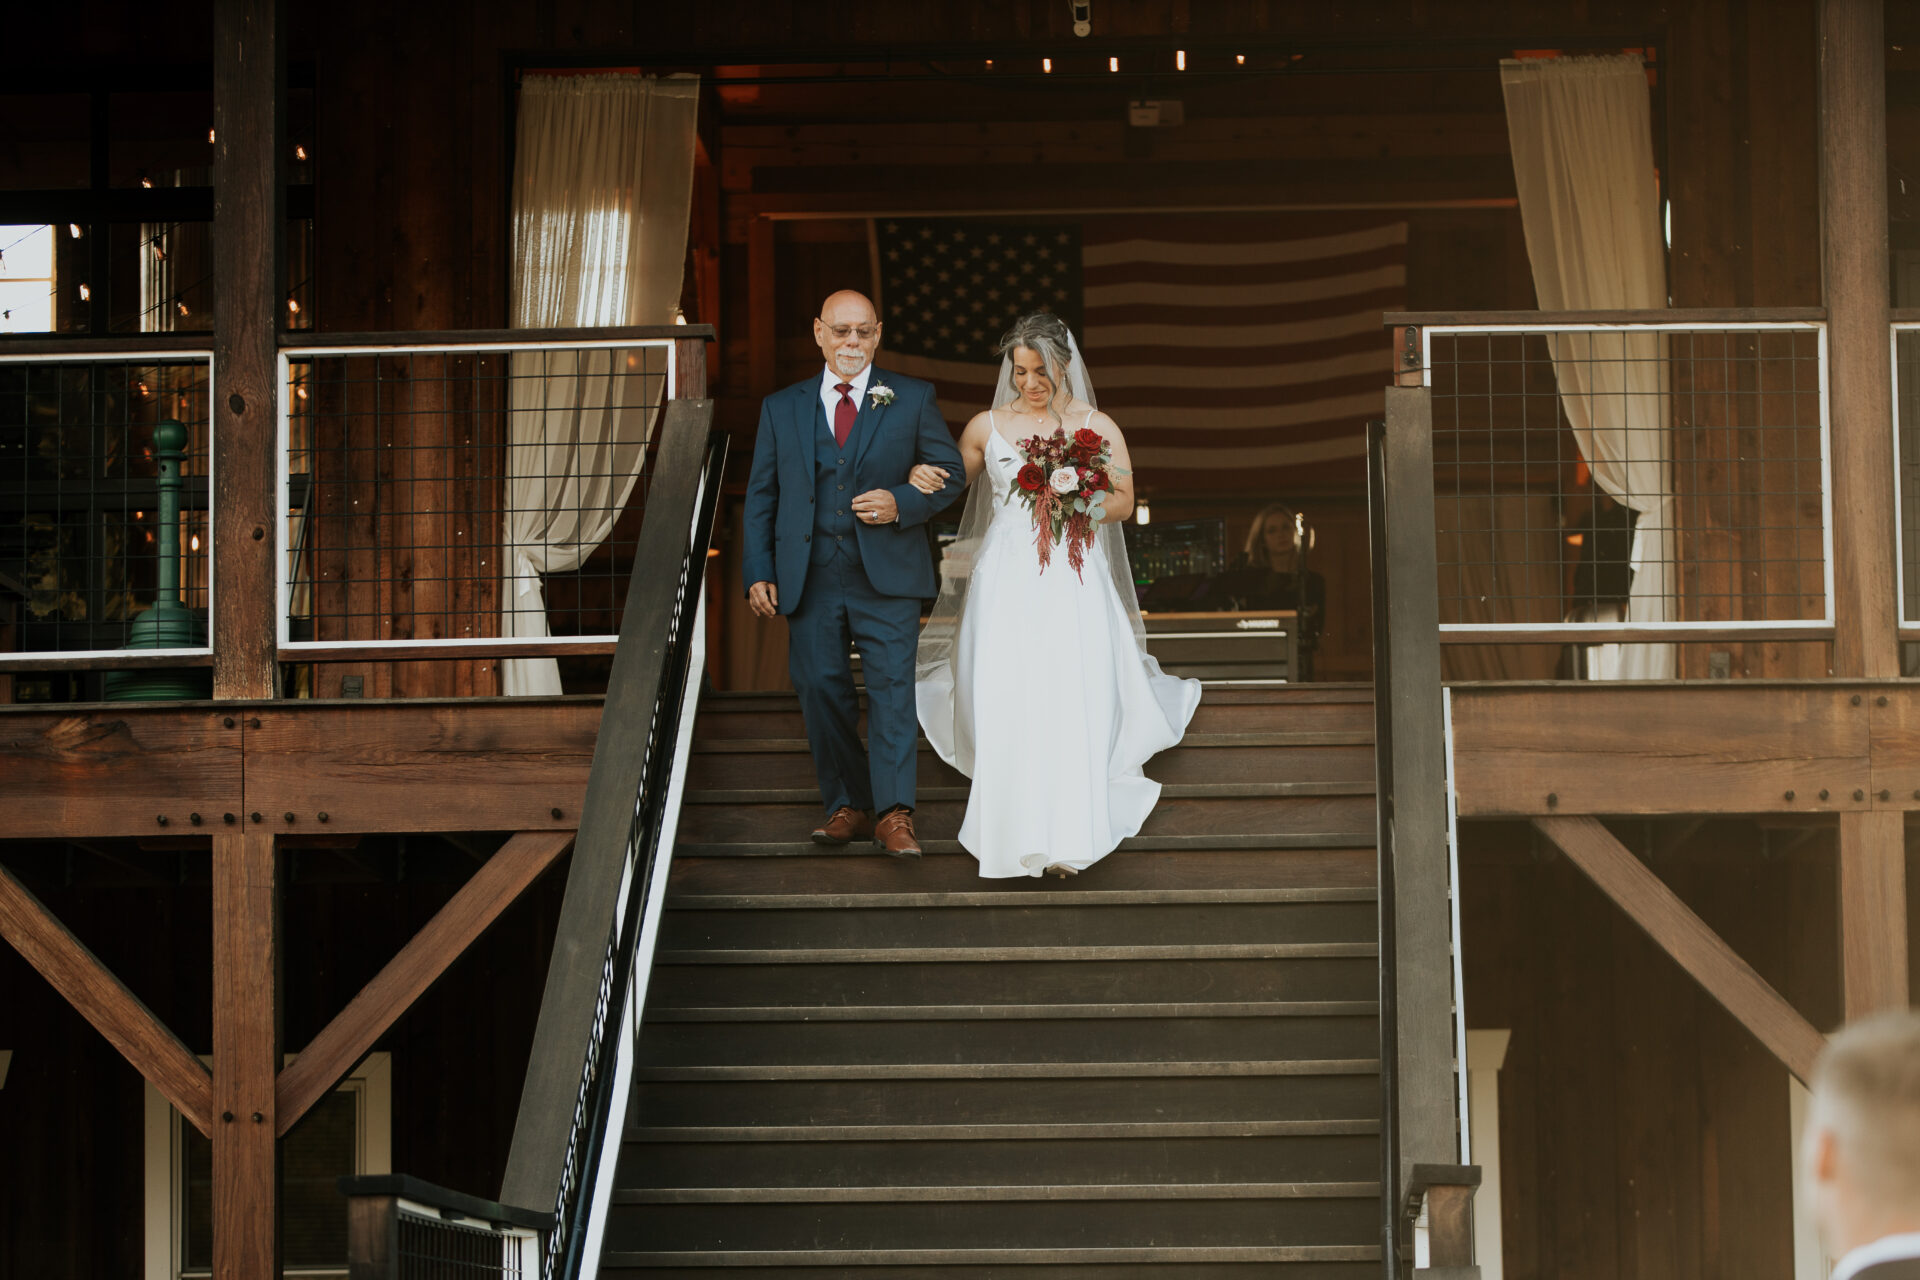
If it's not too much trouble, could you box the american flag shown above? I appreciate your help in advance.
[873,214,1406,491]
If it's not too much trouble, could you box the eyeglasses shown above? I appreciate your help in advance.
[822,323,879,341]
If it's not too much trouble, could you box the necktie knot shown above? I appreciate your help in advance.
[835,382,853,398]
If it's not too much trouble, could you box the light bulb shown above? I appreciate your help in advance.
[1109,56,1119,72]
[1043,57,1052,73]
[1177,50,1186,70]
[1135,500,1151,526]
[78,283,90,301]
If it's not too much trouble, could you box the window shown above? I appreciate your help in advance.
[0,224,56,333]
[143,1054,391,1280]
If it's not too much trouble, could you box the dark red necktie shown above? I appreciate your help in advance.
[834,382,856,448]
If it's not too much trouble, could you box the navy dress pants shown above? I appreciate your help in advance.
[786,555,921,815]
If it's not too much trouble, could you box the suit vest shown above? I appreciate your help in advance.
[810,394,861,566]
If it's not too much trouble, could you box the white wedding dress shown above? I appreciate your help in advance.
[917,408,1202,878]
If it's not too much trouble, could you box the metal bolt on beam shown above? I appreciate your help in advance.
[156,815,168,826]
[1786,790,1797,801]
[1855,790,1867,801]
[1821,789,1832,801]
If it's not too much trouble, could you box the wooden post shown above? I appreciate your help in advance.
[1840,810,1910,1017]
[211,0,284,699]
[213,829,278,1280]
[1820,0,1898,679]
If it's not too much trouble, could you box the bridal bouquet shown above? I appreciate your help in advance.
[1012,426,1125,579]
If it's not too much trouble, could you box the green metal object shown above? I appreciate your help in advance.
[103,419,213,701]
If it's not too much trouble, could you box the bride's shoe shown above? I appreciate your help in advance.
[1044,863,1079,878]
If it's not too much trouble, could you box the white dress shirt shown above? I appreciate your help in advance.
[1833,1232,1920,1280]
[819,363,874,436]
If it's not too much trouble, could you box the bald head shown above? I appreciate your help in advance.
[815,291,882,380]
[1803,1010,1920,1258]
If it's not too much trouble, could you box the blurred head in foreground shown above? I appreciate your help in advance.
[1802,1009,1920,1265]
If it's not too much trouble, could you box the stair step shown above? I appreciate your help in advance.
[601,1195,1381,1254]
[612,1181,1380,1203]
[648,1001,1375,1022]
[629,1120,1378,1142]
[602,1244,1381,1269]
[658,943,1375,963]
[633,1059,1380,1081]
[691,699,1375,741]
[687,744,1375,789]
[665,887,1374,908]
[674,834,1376,857]
[633,1072,1380,1128]
[692,731,1375,751]
[685,782,1373,805]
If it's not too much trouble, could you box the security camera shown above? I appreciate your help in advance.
[1071,1,1091,37]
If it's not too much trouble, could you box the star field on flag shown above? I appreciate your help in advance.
[876,218,1084,363]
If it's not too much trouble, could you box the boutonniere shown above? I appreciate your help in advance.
[868,383,896,408]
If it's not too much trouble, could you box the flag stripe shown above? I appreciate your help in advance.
[1085,265,1405,310]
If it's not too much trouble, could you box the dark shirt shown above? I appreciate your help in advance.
[1220,558,1326,649]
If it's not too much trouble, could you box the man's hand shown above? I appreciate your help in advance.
[907,464,949,494]
[748,580,779,617]
[851,489,899,525]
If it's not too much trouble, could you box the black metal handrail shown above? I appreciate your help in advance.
[1364,416,1403,1276]
[498,401,725,1280]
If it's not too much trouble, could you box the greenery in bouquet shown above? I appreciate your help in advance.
[1011,426,1126,580]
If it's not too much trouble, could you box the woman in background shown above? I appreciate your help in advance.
[1227,502,1326,680]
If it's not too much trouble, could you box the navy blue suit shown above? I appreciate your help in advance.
[741,368,965,815]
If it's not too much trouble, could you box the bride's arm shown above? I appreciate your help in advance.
[908,414,991,492]
[1094,413,1135,523]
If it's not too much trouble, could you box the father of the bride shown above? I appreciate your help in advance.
[742,290,966,857]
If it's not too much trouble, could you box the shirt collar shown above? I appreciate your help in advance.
[1833,1232,1920,1280]
[822,363,874,398]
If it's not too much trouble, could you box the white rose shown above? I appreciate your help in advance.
[1048,466,1079,494]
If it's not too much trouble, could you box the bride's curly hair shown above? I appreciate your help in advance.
[997,311,1077,422]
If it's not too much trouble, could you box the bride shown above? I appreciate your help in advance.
[910,312,1202,878]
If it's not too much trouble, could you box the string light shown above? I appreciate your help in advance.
[294,144,308,161]
[176,301,190,317]
[1108,56,1119,72]
[190,534,200,552]
[985,58,993,70]
[1043,57,1052,73]
[1177,49,1186,70]
[154,244,167,261]
[1135,499,1152,526]
[68,224,81,238]
[77,283,90,301]
[140,176,154,188]
[1235,54,1246,65]
[208,128,216,143]
[295,386,308,400]
[287,298,301,315]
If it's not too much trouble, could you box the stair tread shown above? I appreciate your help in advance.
[686,782,1374,804]
[634,1059,1380,1081]
[627,1120,1380,1142]
[693,731,1375,752]
[602,1245,1382,1266]
[611,1182,1379,1203]
[665,888,1375,908]
[646,1001,1377,1022]
[659,943,1376,963]
[676,834,1377,857]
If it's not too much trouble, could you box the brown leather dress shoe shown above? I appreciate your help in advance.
[811,806,874,845]
[874,809,922,858]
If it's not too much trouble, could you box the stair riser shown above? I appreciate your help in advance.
[676,796,1378,844]
[667,850,1376,895]
[602,1196,1381,1253]
[659,902,1376,951]
[605,1263,1383,1279]
[631,1075,1381,1128]
[692,703,1375,742]
[636,1017,1380,1068]
[647,957,1380,1007]
[686,744,1376,791]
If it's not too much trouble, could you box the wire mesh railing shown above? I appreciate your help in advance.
[0,347,215,668]
[1396,315,1834,645]
[278,332,681,663]
[1887,323,1920,632]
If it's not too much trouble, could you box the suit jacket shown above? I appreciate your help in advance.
[741,366,965,614]
[1856,1259,1920,1280]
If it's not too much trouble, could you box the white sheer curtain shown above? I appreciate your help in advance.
[1501,54,1676,680]
[502,72,700,695]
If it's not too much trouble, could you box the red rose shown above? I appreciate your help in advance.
[1082,467,1110,493]
[1073,427,1103,451]
[1017,463,1046,492]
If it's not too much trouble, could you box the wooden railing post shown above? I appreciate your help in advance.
[211,0,284,700]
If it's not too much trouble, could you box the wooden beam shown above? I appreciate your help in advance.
[0,706,242,839]
[1533,815,1827,1083]
[1820,0,1900,678]
[276,830,574,1135]
[211,0,284,700]
[1449,684,1872,817]
[0,860,212,1135]
[242,701,600,834]
[212,827,278,1280]
[1839,810,1910,1017]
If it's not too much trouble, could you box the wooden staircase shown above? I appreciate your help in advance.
[601,685,1384,1277]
